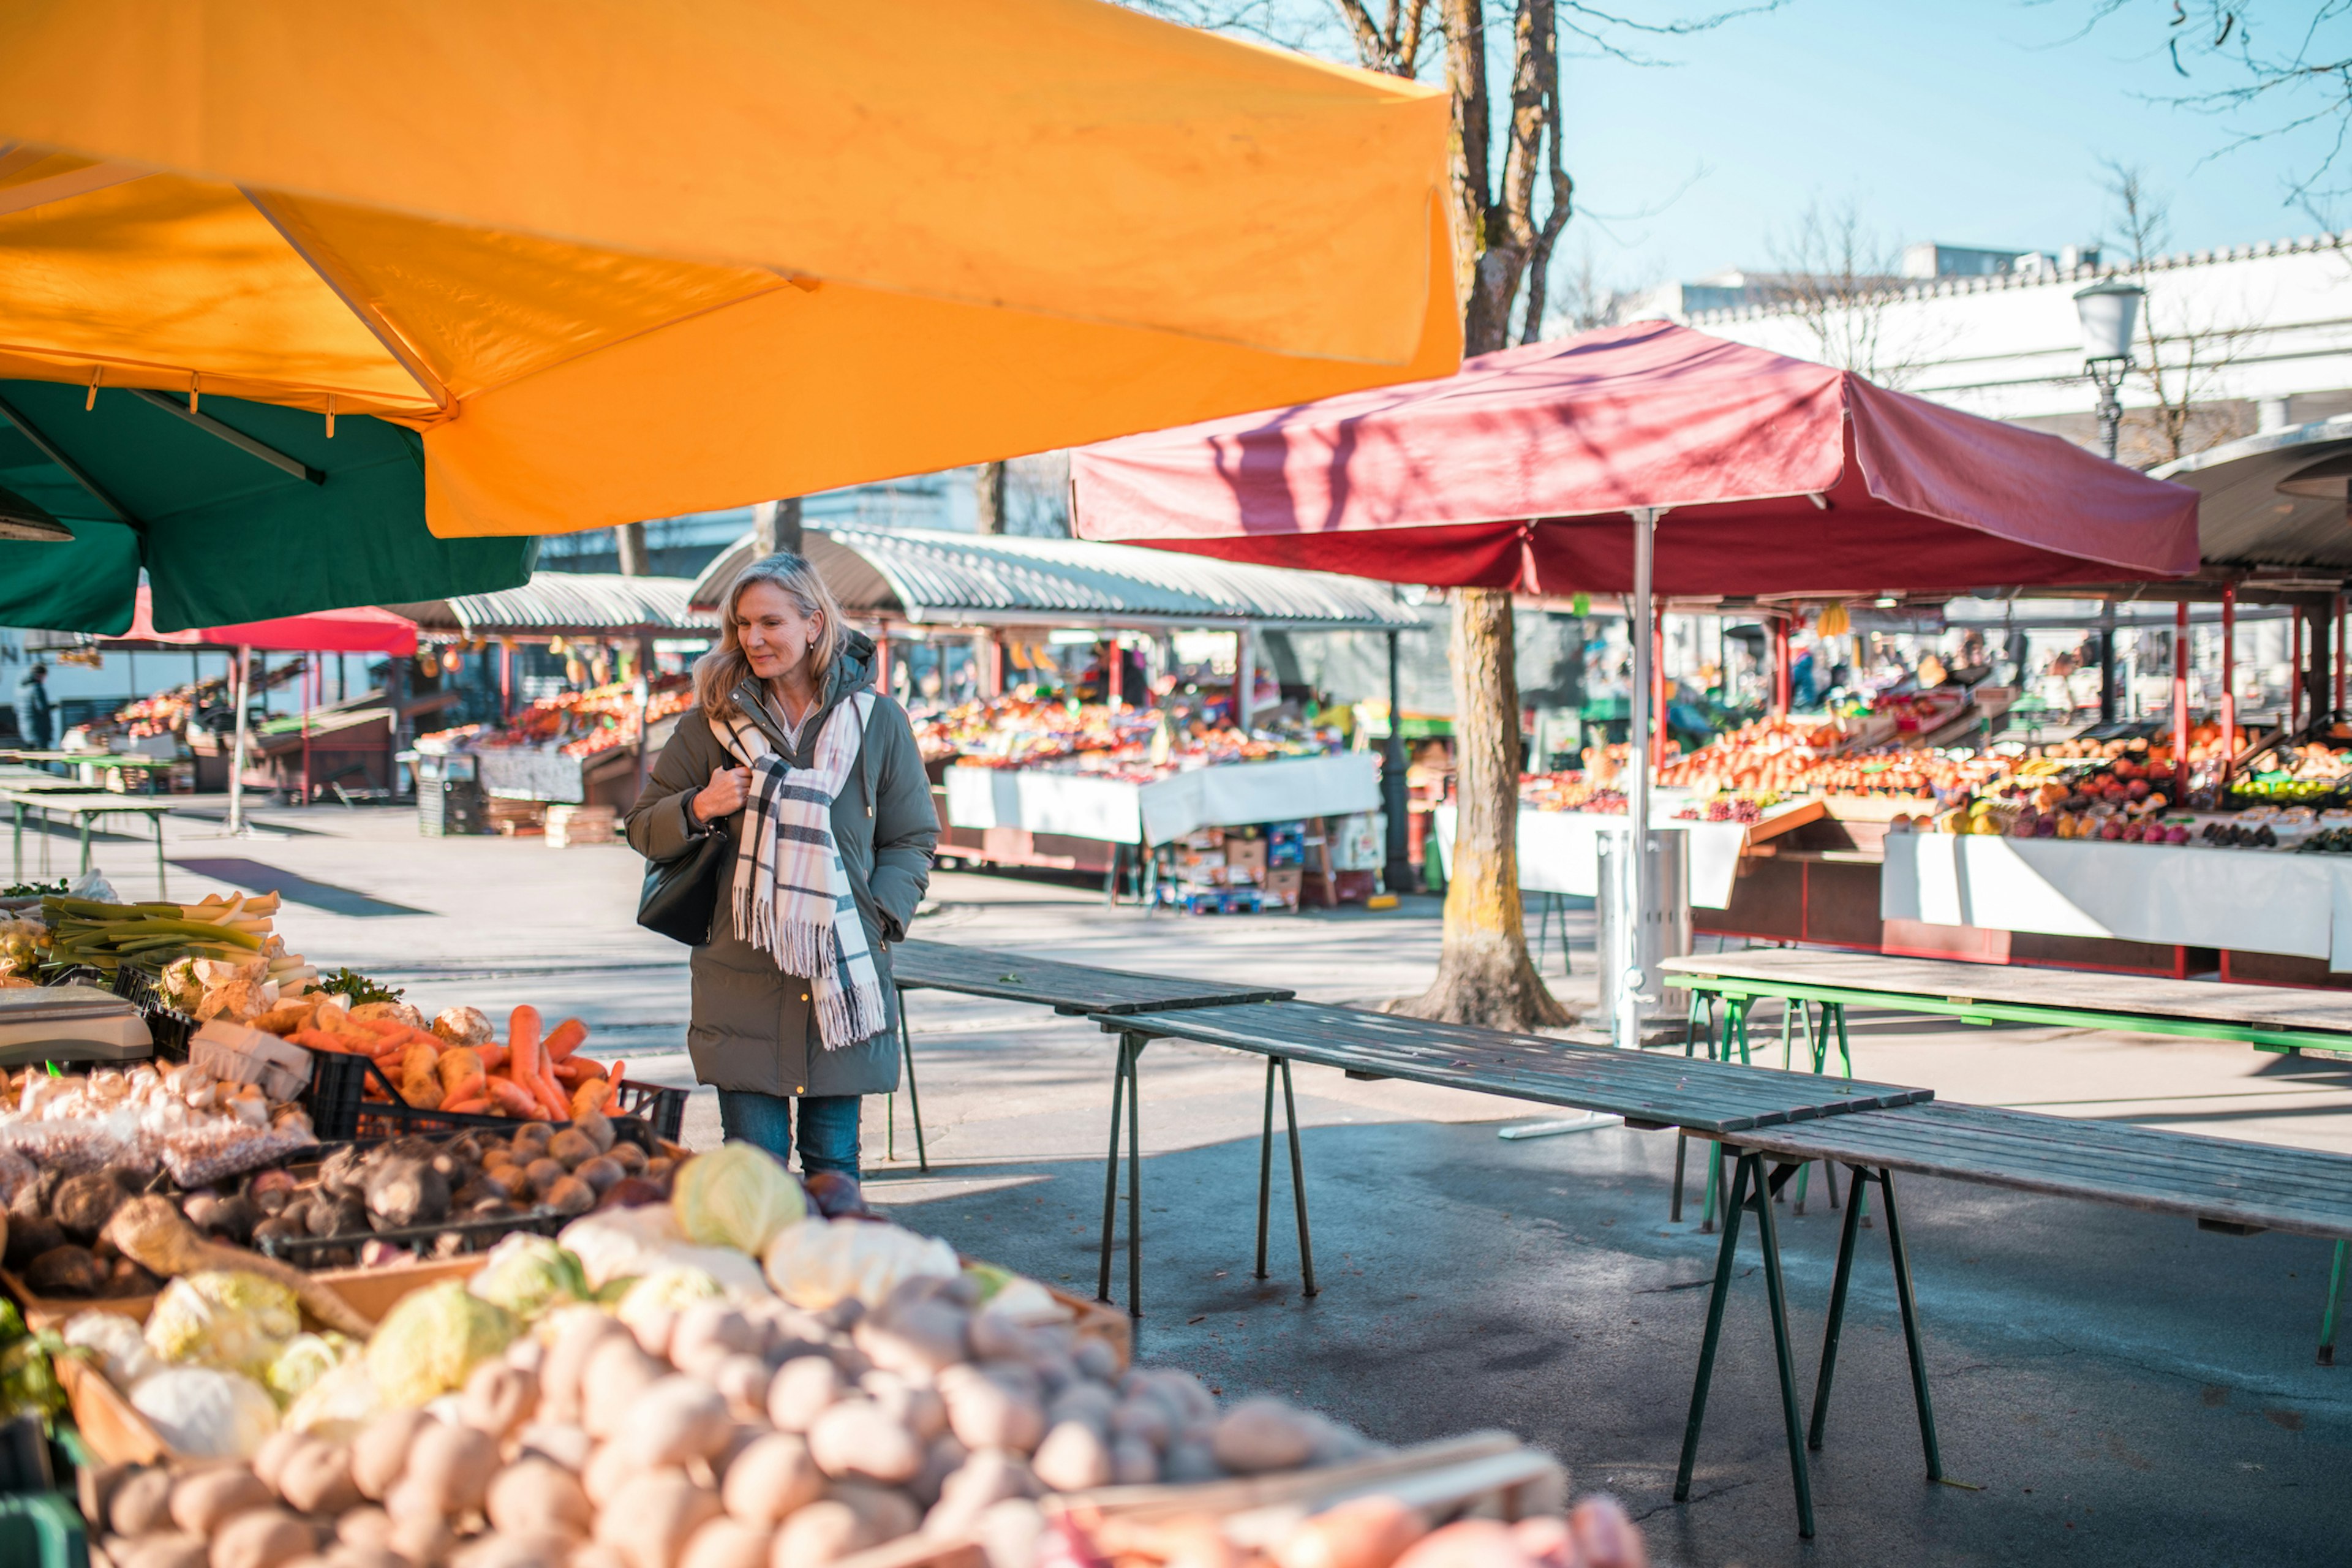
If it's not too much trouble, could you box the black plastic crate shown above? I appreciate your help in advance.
[250,1202,570,1265]
[110,962,196,1060]
[611,1079,687,1144]
[331,1059,677,1149]
[301,1049,372,1142]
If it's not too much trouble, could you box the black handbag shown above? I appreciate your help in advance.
[637,820,729,945]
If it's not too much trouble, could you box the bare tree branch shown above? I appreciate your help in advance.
[2100,159,2261,462]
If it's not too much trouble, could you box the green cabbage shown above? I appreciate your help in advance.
[671,1144,808,1256]
[144,1272,300,1378]
[469,1235,591,1322]
[366,1281,518,1408]
[616,1266,724,1340]
[265,1332,357,1406]
[284,1355,382,1441]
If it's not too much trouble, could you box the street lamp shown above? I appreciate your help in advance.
[2073,280,2146,462]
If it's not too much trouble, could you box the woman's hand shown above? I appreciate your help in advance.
[691,765,751,825]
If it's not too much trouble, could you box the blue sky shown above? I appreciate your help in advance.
[1550,0,2352,292]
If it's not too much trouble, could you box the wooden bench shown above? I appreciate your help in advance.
[883,937,1292,1170]
[1663,948,2352,1363]
[1091,1000,1932,1319]
[1674,1102,2352,1537]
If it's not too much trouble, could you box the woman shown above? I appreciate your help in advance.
[625,552,937,1184]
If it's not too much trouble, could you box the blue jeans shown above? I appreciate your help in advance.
[717,1090,861,1177]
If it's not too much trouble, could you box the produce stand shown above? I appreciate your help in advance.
[1429,793,1823,908]
[944,752,1379,852]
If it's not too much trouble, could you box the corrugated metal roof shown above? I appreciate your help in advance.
[2152,417,2352,575]
[393,574,712,637]
[690,527,1419,630]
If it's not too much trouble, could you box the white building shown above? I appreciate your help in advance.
[1632,232,2352,466]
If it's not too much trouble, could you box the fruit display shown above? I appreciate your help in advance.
[418,677,696,764]
[1674,795,1770,825]
[40,1141,1593,1568]
[911,695,1158,767]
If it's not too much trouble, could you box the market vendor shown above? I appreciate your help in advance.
[625,552,937,1192]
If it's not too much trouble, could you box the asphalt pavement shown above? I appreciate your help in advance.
[43,801,2352,1567]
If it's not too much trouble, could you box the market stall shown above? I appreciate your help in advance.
[693,527,1417,897]
[394,575,714,831]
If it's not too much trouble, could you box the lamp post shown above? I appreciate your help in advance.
[2075,279,2145,724]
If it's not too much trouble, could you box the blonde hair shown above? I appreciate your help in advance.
[695,551,847,720]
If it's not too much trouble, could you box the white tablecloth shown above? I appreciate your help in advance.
[1431,800,1749,909]
[944,752,1380,846]
[1882,833,2352,967]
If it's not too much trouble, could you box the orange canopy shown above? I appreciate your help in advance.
[0,0,1457,541]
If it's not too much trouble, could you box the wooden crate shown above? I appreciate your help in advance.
[546,804,619,849]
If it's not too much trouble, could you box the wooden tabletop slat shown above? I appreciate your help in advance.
[1664,949,2352,1038]
[891,938,1292,1015]
[1705,1102,2352,1241]
[1101,1000,1932,1135]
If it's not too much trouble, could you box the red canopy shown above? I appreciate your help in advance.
[111,586,419,655]
[1071,323,2201,594]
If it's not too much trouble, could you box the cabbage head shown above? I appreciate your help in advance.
[469,1235,590,1322]
[673,1143,808,1256]
[367,1281,517,1408]
[144,1272,300,1378]
[284,1355,381,1441]
[616,1267,723,1341]
[265,1332,357,1406]
[763,1218,958,1310]
[131,1367,278,1459]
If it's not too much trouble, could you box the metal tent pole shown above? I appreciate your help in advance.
[1619,508,1659,1053]
[2172,603,2190,799]
[1382,628,1412,896]
[226,644,252,836]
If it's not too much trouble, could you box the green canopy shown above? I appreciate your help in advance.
[0,379,535,634]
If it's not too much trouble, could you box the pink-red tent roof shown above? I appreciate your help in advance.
[108,586,418,655]
[1070,323,2202,596]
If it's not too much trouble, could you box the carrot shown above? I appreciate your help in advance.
[532,1065,573,1122]
[441,1072,485,1106]
[606,1060,627,1088]
[343,1014,407,1040]
[477,1042,508,1073]
[570,1077,614,1120]
[541,1018,589,1061]
[292,1028,355,1055]
[507,1006,543,1083]
[443,1095,491,1115]
[484,1076,540,1117]
[551,1057,603,1088]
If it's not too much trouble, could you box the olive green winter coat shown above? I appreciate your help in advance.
[624,631,937,1097]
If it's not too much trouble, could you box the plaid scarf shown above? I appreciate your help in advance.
[717,690,886,1052]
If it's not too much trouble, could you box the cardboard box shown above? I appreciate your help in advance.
[1224,838,1269,878]
[1262,867,1303,910]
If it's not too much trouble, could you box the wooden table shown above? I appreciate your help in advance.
[3,790,175,894]
[1090,998,1931,1319]
[880,938,1295,1172]
[1672,1101,2352,1537]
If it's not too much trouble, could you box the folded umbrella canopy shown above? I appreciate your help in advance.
[0,0,1457,551]
[0,379,535,631]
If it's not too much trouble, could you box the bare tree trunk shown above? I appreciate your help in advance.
[754,498,804,557]
[1392,588,1569,1026]
[974,462,1009,535]
[615,521,649,576]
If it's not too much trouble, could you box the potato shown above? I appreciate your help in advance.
[911,1434,968,1509]
[670,1304,761,1378]
[924,1451,1039,1538]
[806,1400,921,1486]
[720,1434,824,1527]
[172,1468,274,1537]
[582,1338,666,1439]
[387,1512,453,1568]
[572,1158,626,1197]
[336,1509,394,1550]
[252,1431,312,1496]
[547,1130,600,1170]
[861,1375,943,1446]
[619,1378,733,1468]
[570,1548,630,1568]
[208,1507,315,1568]
[352,1411,433,1501]
[1567,1497,1646,1568]
[1031,1422,1112,1493]
[1272,1496,1425,1568]
[674,1520,771,1568]
[487,1459,594,1539]
[277,1442,361,1517]
[462,1360,540,1439]
[331,1548,412,1568]
[1163,1442,1221,1483]
[116,1535,209,1568]
[111,1467,178,1537]
[937,1368,1044,1455]
[767,1502,870,1568]
[450,1537,576,1568]
[591,1472,722,1568]
[540,1308,631,1424]
[1044,1384,1115,1438]
[852,1302,965,1381]
[606,1143,648,1175]
[764,1359,845,1435]
[524,1159,568,1197]
[403,1420,499,1517]
[707,1356,772,1420]
[1210,1400,1321,1475]
[1390,1520,1539,1568]
[515,1423,594,1474]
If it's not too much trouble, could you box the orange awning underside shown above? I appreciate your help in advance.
[0,0,1459,538]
